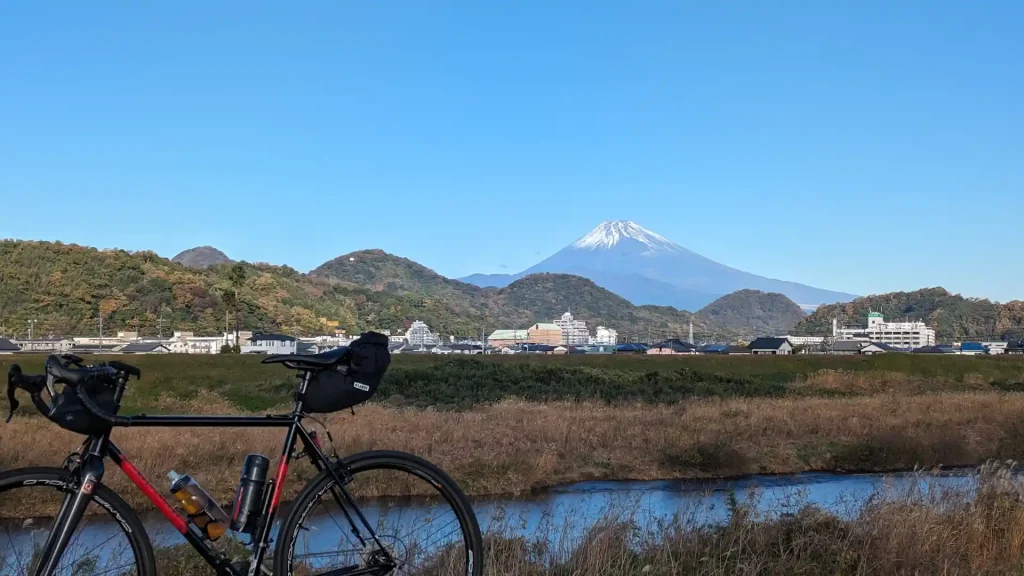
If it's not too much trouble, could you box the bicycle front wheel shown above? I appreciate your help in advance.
[275,450,483,576]
[0,467,156,576]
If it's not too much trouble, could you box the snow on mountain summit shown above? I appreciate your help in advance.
[571,220,679,251]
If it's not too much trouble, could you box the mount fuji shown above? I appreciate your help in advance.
[461,221,855,311]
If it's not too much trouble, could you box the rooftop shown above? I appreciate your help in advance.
[248,334,297,343]
[531,323,561,331]
[487,329,529,341]
[748,337,792,350]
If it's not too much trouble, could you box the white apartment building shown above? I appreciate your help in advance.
[406,321,440,346]
[834,313,936,349]
[590,326,618,346]
[555,311,591,346]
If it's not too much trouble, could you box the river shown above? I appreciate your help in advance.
[0,469,980,573]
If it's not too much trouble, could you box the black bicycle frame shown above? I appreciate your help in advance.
[36,373,393,576]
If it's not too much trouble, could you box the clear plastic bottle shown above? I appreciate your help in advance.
[168,470,230,540]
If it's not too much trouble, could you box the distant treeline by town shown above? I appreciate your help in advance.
[4,354,1024,413]
[795,287,1024,341]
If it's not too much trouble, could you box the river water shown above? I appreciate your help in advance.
[0,470,981,572]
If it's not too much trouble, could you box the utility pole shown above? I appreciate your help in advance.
[158,316,164,339]
[28,319,36,341]
[98,315,103,348]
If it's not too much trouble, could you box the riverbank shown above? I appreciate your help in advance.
[150,461,1024,575]
[5,393,1024,515]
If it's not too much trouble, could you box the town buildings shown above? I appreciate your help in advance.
[527,323,562,346]
[406,320,440,346]
[554,311,591,346]
[834,313,936,349]
[591,326,618,346]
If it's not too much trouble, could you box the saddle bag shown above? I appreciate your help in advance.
[303,332,391,413]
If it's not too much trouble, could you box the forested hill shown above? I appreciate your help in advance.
[171,246,233,268]
[793,287,1024,340]
[0,241,724,339]
[696,289,805,334]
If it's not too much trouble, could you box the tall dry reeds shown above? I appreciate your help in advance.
[5,393,1024,515]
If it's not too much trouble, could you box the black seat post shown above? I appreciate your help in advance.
[293,370,313,413]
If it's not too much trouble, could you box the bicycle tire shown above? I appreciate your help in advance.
[0,466,157,576]
[274,450,483,576]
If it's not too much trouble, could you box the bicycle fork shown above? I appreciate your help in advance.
[33,450,106,576]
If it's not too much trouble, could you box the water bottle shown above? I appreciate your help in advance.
[168,470,230,540]
[230,454,270,534]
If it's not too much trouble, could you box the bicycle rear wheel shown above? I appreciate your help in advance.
[275,450,483,576]
[0,467,155,576]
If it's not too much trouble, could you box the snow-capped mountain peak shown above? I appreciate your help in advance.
[571,220,678,251]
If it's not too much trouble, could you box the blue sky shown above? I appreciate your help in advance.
[2,2,1022,301]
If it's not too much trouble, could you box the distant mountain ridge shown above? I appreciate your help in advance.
[460,220,856,311]
[171,246,233,268]
[311,248,810,339]
[0,239,830,342]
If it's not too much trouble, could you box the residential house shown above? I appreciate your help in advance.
[521,344,557,354]
[448,343,483,354]
[959,342,990,355]
[242,334,297,355]
[527,323,563,346]
[913,345,956,354]
[0,338,19,354]
[487,329,529,349]
[400,344,435,355]
[615,343,649,354]
[831,340,866,355]
[1006,341,1024,355]
[748,337,794,355]
[726,345,751,355]
[647,339,698,355]
[697,344,730,355]
[859,342,895,355]
[120,342,171,354]
[552,345,568,355]
[431,345,454,355]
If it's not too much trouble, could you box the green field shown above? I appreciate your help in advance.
[3,353,1024,414]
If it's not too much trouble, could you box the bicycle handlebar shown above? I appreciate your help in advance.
[5,355,140,426]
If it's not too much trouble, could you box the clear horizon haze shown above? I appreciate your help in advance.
[2,2,1022,301]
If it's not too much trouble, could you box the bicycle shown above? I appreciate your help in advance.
[2,334,483,576]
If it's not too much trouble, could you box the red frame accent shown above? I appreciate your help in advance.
[117,455,189,534]
[269,455,289,512]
